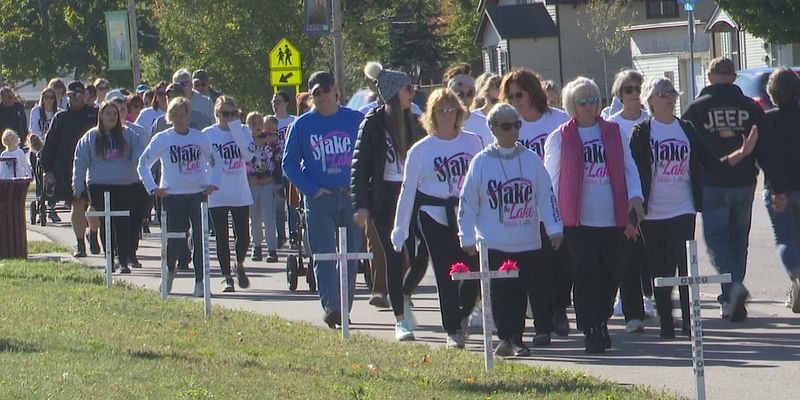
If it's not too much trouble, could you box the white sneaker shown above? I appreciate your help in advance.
[613,293,623,316]
[193,281,204,298]
[468,306,483,329]
[643,296,657,318]
[446,333,465,349]
[785,288,793,308]
[403,301,417,330]
[720,302,731,319]
[624,319,644,333]
[395,320,415,341]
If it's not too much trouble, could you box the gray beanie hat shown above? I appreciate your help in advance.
[364,62,411,102]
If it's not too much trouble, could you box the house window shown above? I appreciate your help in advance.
[497,47,509,75]
[645,0,679,19]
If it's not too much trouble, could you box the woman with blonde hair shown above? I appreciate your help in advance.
[246,112,282,263]
[391,88,482,349]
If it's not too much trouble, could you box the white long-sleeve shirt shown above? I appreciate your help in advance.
[543,123,643,227]
[458,145,562,253]
[203,122,256,208]
[137,127,219,195]
[0,148,31,178]
[28,106,55,139]
[391,131,483,251]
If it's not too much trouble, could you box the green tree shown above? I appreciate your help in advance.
[717,0,800,44]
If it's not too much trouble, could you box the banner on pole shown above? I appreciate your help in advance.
[105,11,131,70]
[304,0,332,35]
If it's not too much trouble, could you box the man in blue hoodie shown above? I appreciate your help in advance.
[283,71,365,328]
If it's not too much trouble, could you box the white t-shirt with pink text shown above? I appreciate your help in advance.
[645,118,695,220]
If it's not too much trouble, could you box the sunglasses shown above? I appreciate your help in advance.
[177,80,190,88]
[575,96,600,106]
[492,120,522,131]
[434,107,459,114]
[622,85,641,95]
[656,89,679,98]
[219,110,239,118]
[457,90,475,99]
[507,91,525,100]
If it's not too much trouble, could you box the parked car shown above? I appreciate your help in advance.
[735,67,800,110]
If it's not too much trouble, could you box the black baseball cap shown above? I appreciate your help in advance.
[308,71,334,95]
[192,69,210,83]
[166,83,184,97]
[67,81,85,95]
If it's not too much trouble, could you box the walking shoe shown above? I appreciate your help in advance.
[161,270,176,294]
[785,288,793,308]
[323,310,342,329]
[613,293,623,316]
[128,255,142,268]
[251,246,262,262]
[531,333,551,347]
[553,309,570,337]
[193,281,204,298]
[512,337,531,356]
[222,276,235,293]
[719,301,731,319]
[468,305,483,329]
[142,222,150,234]
[368,293,390,309]
[266,250,278,263]
[446,333,465,349]
[119,265,131,274]
[643,296,657,318]
[460,316,471,339]
[584,328,606,354]
[87,232,100,255]
[235,264,250,289]
[728,283,750,322]
[73,240,87,258]
[791,274,800,313]
[600,321,612,349]
[624,319,645,333]
[48,210,61,223]
[394,320,415,341]
[494,339,514,357]
[403,300,417,330]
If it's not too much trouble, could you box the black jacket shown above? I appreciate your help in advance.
[0,102,28,145]
[681,83,764,187]
[39,105,98,176]
[760,104,800,193]
[629,118,703,213]
[350,105,424,216]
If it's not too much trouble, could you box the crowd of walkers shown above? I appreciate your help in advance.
[1,56,799,356]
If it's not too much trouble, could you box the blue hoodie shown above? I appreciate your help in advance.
[282,107,363,197]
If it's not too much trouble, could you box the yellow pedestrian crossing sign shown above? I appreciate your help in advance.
[269,38,302,88]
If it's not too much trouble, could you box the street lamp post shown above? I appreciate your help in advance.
[685,0,697,98]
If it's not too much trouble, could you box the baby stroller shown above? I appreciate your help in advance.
[28,151,68,226]
[285,183,316,292]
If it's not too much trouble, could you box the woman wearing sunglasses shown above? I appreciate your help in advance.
[245,112,282,264]
[203,96,256,293]
[391,88,482,349]
[543,77,644,354]
[135,81,168,138]
[462,73,500,147]
[458,103,563,357]
[449,74,493,148]
[629,77,702,339]
[352,62,428,342]
[607,69,653,333]
[500,68,571,343]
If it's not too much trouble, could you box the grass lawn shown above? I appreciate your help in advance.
[27,240,70,254]
[0,261,681,400]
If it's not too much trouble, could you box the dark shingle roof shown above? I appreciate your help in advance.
[480,3,559,41]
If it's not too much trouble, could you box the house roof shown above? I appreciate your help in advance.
[705,6,739,32]
[475,3,559,44]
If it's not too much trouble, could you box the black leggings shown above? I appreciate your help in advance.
[418,212,478,334]
[490,248,545,339]
[129,183,148,255]
[87,183,139,267]
[372,181,428,317]
[163,193,205,282]
[641,214,695,326]
[210,206,250,277]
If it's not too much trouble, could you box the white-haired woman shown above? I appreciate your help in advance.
[630,77,702,339]
[137,97,220,297]
[458,103,563,357]
[543,77,644,354]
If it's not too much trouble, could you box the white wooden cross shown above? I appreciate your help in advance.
[313,226,373,341]
[450,240,518,370]
[85,192,130,288]
[653,240,732,400]
[159,209,187,300]
[201,201,212,319]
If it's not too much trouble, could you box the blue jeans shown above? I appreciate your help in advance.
[701,185,755,302]
[250,182,278,252]
[305,189,363,313]
[764,189,800,277]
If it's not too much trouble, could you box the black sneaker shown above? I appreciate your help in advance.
[87,232,100,255]
[553,309,570,337]
[74,240,87,258]
[531,333,551,347]
[236,264,250,289]
[48,210,61,223]
[323,310,342,329]
[119,265,131,274]
[584,328,606,354]
[128,255,142,268]
[660,316,675,339]
[222,277,235,292]
[266,251,278,263]
[512,337,531,356]
[251,246,262,262]
[729,284,750,322]
[142,223,150,234]
[599,321,611,349]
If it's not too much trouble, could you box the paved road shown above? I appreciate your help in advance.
[24,182,800,399]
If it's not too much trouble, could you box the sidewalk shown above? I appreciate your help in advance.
[27,209,800,400]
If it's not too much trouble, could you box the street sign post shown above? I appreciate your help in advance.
[269,38,302,93]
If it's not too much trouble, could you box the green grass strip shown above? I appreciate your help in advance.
[27,240,71,254]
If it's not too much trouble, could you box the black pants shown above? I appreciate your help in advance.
[418,212,479,334]
[163,193,205,282]
[129,183,148,255]
[618,238,645,321]
[565,226,630,331]
[87,183,139,267]
[641,214,695,326]
[372,181,428,317]
[490,248,545,339]
[210,206,250,277]
[551,239,573,310]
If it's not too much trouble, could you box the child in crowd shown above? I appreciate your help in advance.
[1,129,32,178]
[246,112,283,263]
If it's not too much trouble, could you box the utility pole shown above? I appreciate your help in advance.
[331,0,346,98]
[128,0,141,87]
[685,0,697,98]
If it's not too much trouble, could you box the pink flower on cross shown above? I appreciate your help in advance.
[498,259,519,272]
[449,262,470,276]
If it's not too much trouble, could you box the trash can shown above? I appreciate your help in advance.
[0,178,33,259]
